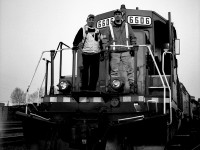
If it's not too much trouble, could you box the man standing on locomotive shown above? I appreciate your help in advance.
[72,14,102,91]
[103,9,137,93]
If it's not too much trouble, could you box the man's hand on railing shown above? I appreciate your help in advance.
[72,42,84,51]
[72,46,78,51]
[102,44,110,51]
[130,45,138,56]
[78,42,84,49]
[132,45,139,51]
[100,49,110,61]
[100,51,105,61]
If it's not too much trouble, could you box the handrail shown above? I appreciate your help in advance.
[118,115,144,123]
[109,44,167,114]
[55,47,72,52]
[110,45,134,48]
[142,45,167,115]
[53,42,71,60]
[25,50,52,114]
[162,50,172,125]
[25,46,72,114]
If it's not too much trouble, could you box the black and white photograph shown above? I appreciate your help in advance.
[0,0,200,149]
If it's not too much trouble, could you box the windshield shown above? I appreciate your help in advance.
[61,49,73,77]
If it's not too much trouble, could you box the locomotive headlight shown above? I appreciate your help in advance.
[110,78,124,92]
[58,80,72,93]
[112,79,121,88]
[60,81,68,90]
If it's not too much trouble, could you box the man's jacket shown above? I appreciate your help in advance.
[73,25,102,54]
[103,21,137,52]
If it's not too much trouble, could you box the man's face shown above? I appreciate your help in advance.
[87,17,95,27]
[114,12,122,22]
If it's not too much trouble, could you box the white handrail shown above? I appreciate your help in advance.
[55,47,72,52]
[144,45,167,114]
[118,115,144,123]
[25,48,72,114]
[110,45,134,48]
[25,50,51,114]
[162,51,172,125]
[109,44,167,114]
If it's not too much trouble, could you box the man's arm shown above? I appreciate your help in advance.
[101,26,112,50]
[73,28,83,48]
[128,25,137,45]
[128,24,137,56]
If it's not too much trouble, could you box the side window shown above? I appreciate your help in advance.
[154,21,171,75]
[144,30,151,44]
[61,50,73,76]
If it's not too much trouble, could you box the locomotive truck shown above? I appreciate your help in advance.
[16,4,190,150]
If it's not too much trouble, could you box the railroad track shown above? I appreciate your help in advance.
[0,121,25,146]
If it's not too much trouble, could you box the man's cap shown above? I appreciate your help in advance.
[114,9,122,15]
[87,14,95,19]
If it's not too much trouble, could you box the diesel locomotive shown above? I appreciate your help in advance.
[16,4,194,150]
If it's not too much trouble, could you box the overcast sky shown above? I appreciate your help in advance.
[0,0,200,103]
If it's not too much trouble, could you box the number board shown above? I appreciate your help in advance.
[96,16,152,29]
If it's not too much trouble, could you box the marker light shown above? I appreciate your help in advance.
[164,43,170,52]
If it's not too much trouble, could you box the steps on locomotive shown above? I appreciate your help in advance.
[0,121,25,146]
[166,119,200,150]
[189,119,200,149]
[167,134,191,150]
[147,75,171,97]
